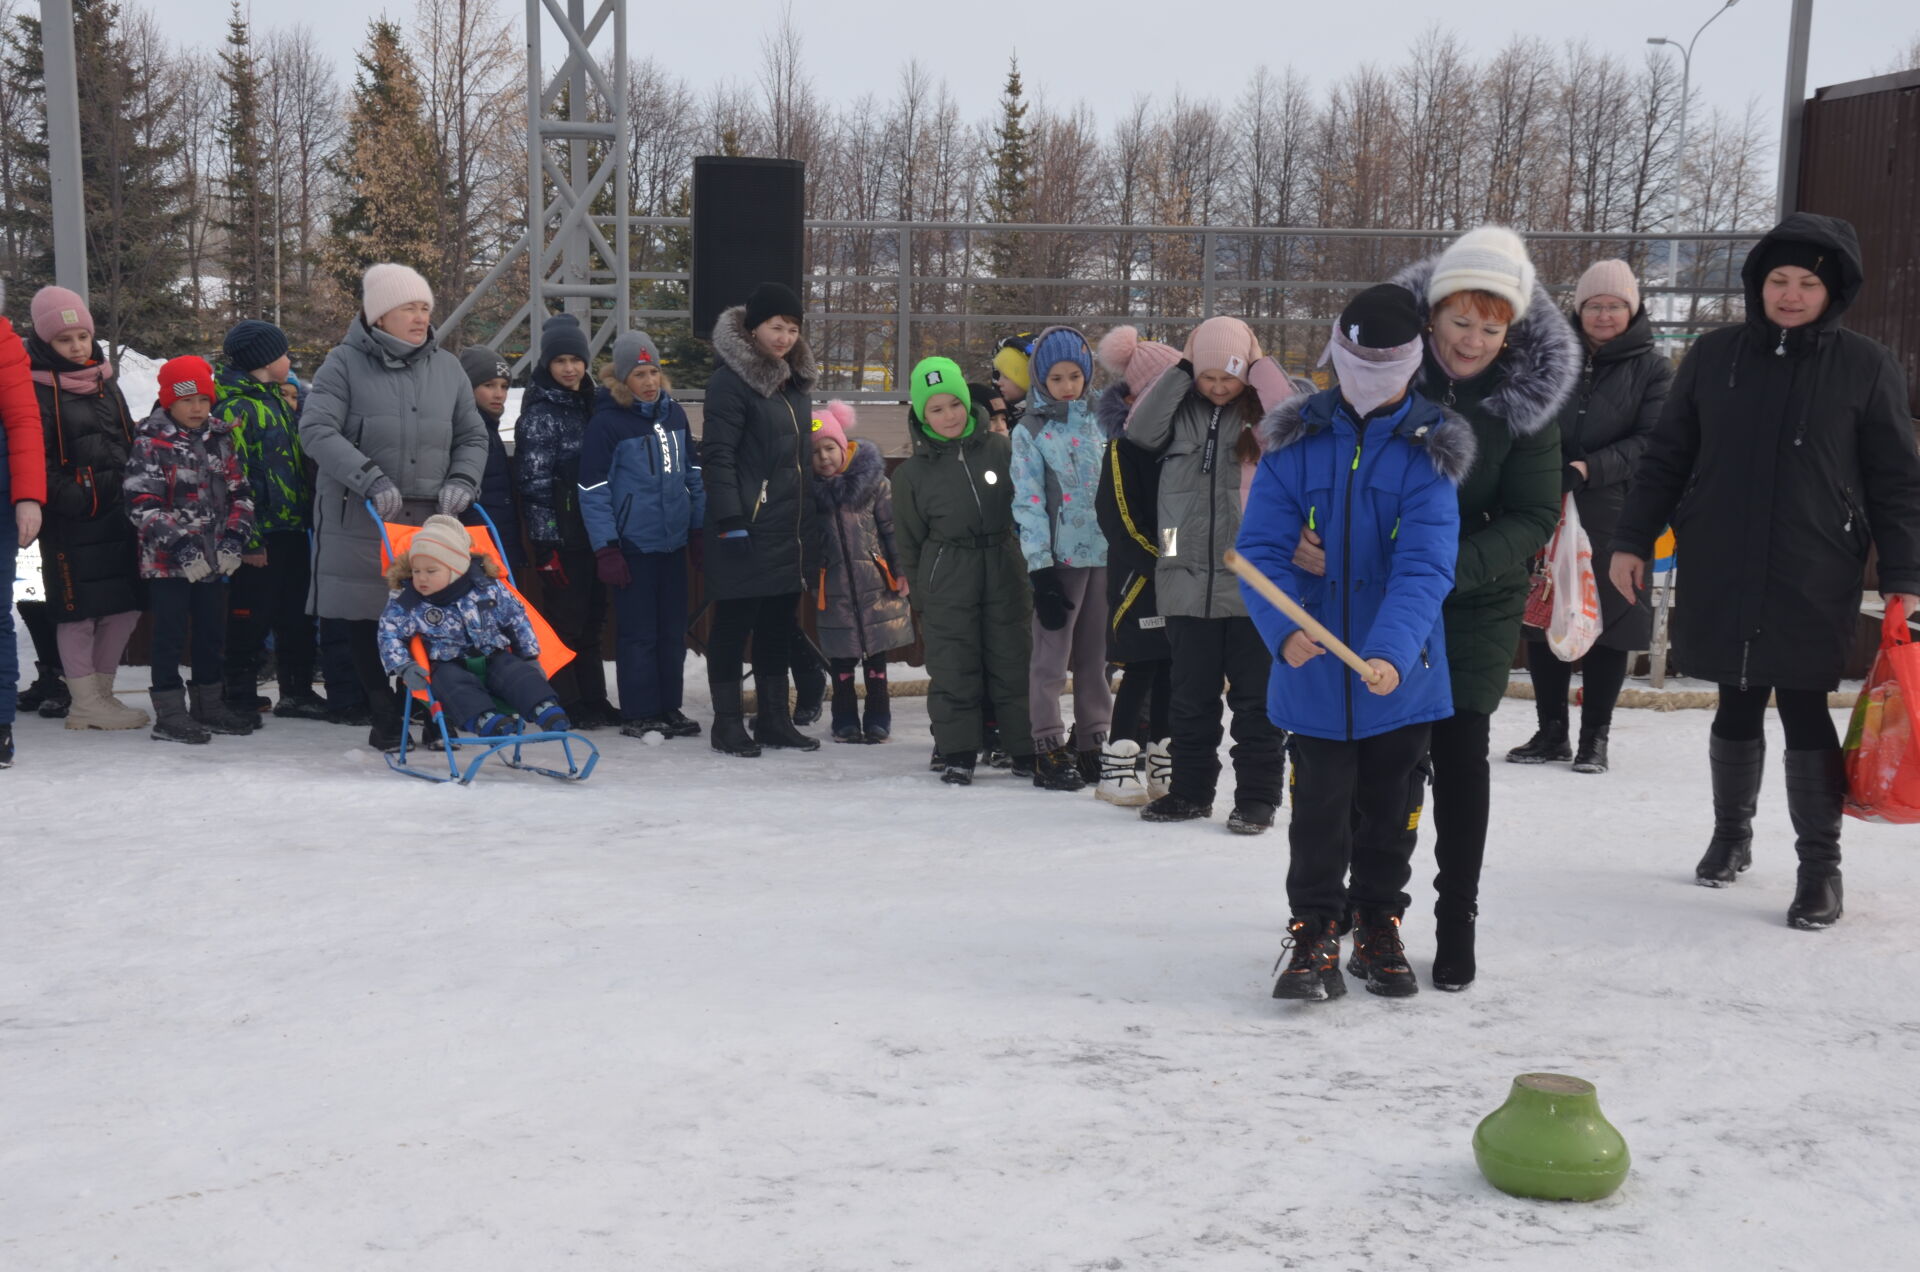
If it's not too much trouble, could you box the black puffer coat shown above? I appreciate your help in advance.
[1614,212,1920,692]
[1094,434,1170,665]
[32,337,142,620]
[1540,307,1672,651]
[699,305,815,602]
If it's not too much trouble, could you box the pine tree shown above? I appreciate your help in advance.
[978,57,1032,325]
[216,0,271,323]
[324,19,441,308]
[0,7,50,294]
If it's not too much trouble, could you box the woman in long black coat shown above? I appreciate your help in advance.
[1612,213,1920,931]
[700,281,819,757]
[1509,259,1671,775]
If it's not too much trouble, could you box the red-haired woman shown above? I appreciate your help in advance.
[1298,228,1579,990]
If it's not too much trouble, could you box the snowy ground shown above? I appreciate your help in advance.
[4,669,1918,1271]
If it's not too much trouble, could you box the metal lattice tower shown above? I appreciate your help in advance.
[444,0,628,368]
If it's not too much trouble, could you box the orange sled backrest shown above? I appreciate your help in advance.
[378,520,578,694]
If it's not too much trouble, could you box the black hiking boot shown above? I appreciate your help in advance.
[1271,916,1347,1002]
[941,751,978,786]
[620,716,671,739]
[21,662,69,717]
[709,679,762,757]
[273,691,332,720]
[661,708,702,738]
[1141,794,1212,822]
[1571,726,1610,774]
[1697,733,1764,886]
[1785,749,1846,930]
[983,725,1012,768]
[1506,720,1571,764]
[1031,745,1086,791]
[1432,908,1477,991]
[1346,910,1420,997]
[753,675,821,751]
[1226,802,1276,835]
[1010,752,1036,779]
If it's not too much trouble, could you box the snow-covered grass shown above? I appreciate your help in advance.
[3,671,1916,1269]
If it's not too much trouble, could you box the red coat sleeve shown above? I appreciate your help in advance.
[0,318,47,504]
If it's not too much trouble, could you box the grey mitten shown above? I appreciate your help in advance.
[217,548,243,576]
[181,555,213,583]
[399,663,433,693]
[368,476,404,521]
[436,479,475,517]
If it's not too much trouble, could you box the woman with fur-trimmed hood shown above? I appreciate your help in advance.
[699,282,820,757]
[804,400,912,743]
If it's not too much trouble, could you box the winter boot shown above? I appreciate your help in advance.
[754,674,821,750]
[1696,733,1764,886]
[148,687,211,745]
[1075,730,1105,785]
[65,676,143,731]
[190,682,257,736]
[1226,802,1276,835]
[274,690,333,720]
[1010,753,1036,779]
[862,662,892,743]
[1095,738,1147,807]
[227,673,272,717]
[1571,725,1610,774]
[1506,719,1571,764]
[90,673,152,729]
[1784,749,1846,930]
[709,679,762,758]
[1271,916,1347,1002]
[941,750,977,786]
[1141,794,1212,822]
[791,655,826,727]
[0,722,12,768]
[661,708,702,738]
[929,744,947,772]
[830,668,863,743]
[982,723,1011,768]
[20,662,68,717]
[1346,910,1419,997]
[620,715,671,739]
[1431,907,1477,992]
[1031,745,1086,792]
[1143,738,1173,801]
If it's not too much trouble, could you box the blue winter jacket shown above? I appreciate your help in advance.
[577,379,705,554]
[513,370,596,550]
[1236,388,1471,741]
[377,560,542,673]
[1011,387,1109,571]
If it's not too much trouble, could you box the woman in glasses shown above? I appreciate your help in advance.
[1507,260,1672,775]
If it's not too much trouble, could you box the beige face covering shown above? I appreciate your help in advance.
[1319,324,1424,417]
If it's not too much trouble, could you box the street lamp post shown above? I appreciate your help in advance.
[1648,0,1742,318]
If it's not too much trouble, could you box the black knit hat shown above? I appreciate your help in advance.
[1754,238,1842,296]
[744,281,804,331]
[1337,284,1423,350]
[539,312,590,369]
[223,319,289,373]
[459,345,511,388]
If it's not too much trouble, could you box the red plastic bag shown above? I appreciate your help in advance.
[1843,598,1920,824]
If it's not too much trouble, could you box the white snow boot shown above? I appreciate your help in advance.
[1144,738,1173,802]
[92,673,151,729]
[1096,738,1147,806]
[65,675,146,731]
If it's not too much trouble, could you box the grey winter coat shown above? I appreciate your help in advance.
[300,317,490,620]
[1124,363,1261,619]
[806,439,913,659]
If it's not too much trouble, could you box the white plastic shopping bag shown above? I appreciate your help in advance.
[1546,493,1602,662]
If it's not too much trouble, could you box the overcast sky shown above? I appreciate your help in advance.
[149,0,1913,160]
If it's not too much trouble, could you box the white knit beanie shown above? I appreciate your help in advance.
[1427,226,1535,321]
[362,263,435,325]
[1573,258,1641,314]
[410,515,472,576]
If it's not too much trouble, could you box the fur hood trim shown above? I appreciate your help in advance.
[811,436,886,511]
[1388,255,1579,439]
[712,304,817,397]
[1256,390,1478,485]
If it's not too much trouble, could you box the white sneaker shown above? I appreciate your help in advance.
[1144,738,1173,801]
[1096,738,1147,806]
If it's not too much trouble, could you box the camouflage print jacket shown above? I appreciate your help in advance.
[217,365,307,545]
[377,560,542,673]
[124,407,254,580]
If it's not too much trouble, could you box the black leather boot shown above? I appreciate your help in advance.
[1506,719,1571,764]
[1571,725,1610,774]
[1432,906,1477,992]
[1784,749,1846,930]
[753,675,820,750]
[709,679,762,757]
[1696,732,1764,886]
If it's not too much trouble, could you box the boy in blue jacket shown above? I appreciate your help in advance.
[578,331,706,740]
[1237,286,1472,1003]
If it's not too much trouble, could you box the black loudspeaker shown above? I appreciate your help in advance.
[691,156,806,339]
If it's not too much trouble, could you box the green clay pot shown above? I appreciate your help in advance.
[1473,1073,1630,1202]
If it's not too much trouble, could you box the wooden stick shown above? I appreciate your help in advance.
[1223,548,1381,685]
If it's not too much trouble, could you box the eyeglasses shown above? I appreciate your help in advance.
[1580,302,1631,316]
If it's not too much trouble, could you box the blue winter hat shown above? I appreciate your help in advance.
[1028,325,1093,391]
[223,319,289,373]
[539,312,590,370]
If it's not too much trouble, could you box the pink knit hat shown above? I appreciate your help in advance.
[31,286,94,342]
[1184,316,1262,380]
[810,399,857,452]
[1573,259,1640,314]
[1247,356,1300,412]
[1096,326,1183,399]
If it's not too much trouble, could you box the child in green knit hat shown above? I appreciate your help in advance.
[891,356,1040,787]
